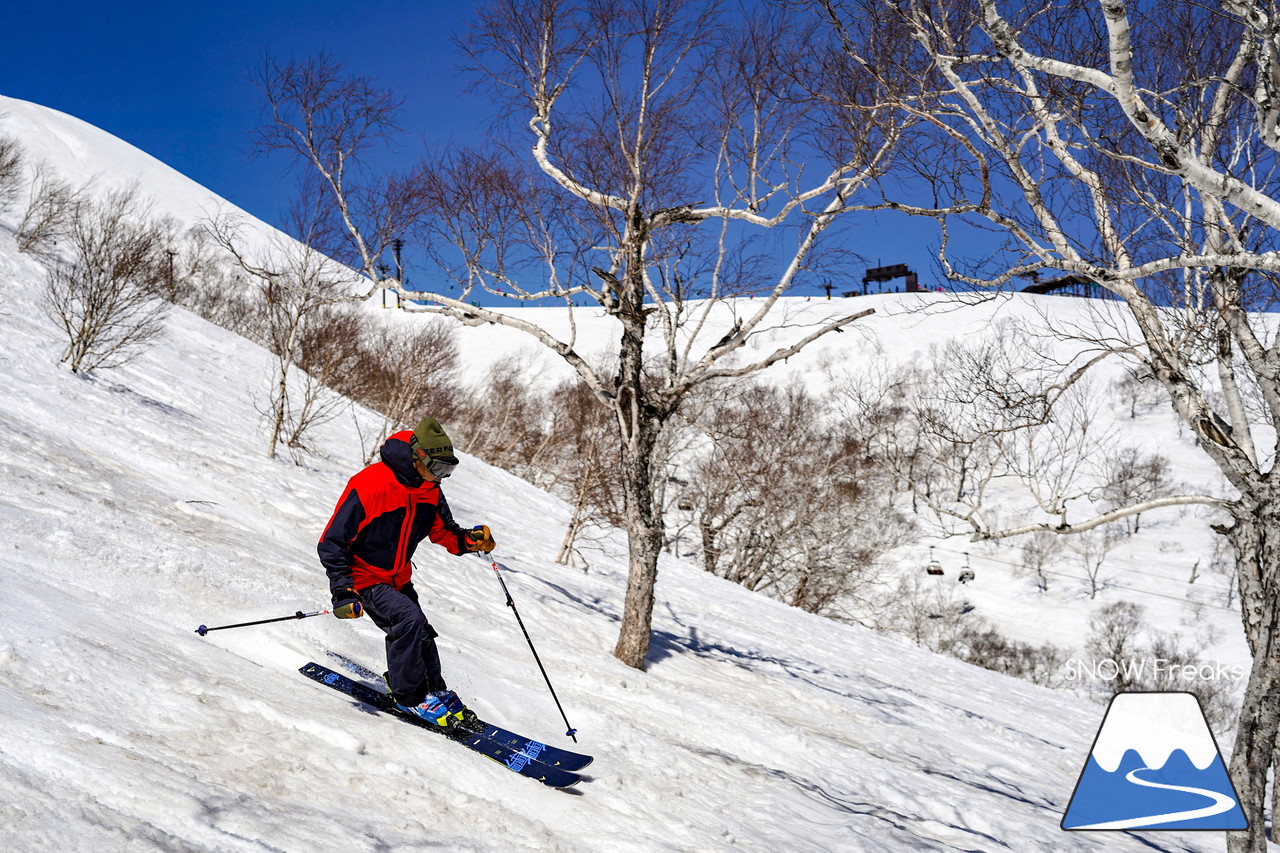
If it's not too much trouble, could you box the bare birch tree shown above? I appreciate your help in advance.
[251,54,429,290]
[263,1,904,668]
[816,1,1280,846]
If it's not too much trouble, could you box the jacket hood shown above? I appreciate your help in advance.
[380,431,425,488]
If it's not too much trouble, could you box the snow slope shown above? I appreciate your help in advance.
[0,95,1249,851]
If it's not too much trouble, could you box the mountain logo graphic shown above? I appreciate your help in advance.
[1062,692,1247,831]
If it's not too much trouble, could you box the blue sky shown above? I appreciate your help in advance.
[2,1,941,299]
[3,2,487,224]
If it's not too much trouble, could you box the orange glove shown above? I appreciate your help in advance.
[465,524,496,553]
[332,588,363,619]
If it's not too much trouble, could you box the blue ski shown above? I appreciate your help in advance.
[299,662,583,788]
[324,651,593,772]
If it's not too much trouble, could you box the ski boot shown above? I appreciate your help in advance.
[393,687,484,736]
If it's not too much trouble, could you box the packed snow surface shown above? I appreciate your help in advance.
[0,94,1250,851]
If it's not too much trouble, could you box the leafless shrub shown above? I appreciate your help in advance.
[338,317,460,462]
[451,352,554,475]
[548,377,624,570]
[954,622,1070,688]
[17,162,86,254]
[1144,630,1239,735]
[171,229,259,339]
[1085,601,1147,694]
[0,133,24,211]
[683,379,909,619]
[146,221,209,305]
[254,247,360,460]
[882,571,1068,687]
[884,573,981,655]
[281,301,366,460]
[41,186,168,374]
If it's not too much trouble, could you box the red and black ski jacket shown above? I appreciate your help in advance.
[318,431,470,598]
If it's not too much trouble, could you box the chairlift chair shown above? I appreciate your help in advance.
[958,551,975,584]
[925,546,944,576]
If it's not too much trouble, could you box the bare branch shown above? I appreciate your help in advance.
[974,494,1230,541]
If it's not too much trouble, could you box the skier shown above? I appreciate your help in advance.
[318,417,497,731]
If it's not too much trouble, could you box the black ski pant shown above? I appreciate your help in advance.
[359,582,445,706]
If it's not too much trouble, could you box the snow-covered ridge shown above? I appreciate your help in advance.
[0,94,272,234]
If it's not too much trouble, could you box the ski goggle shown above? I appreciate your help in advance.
[410,435,459,479]
[413,447,459,479]
[425,456,459,479]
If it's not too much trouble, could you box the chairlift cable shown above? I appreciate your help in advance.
[919,542,1237,613]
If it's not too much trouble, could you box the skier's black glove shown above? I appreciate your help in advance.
[465,524,496,553]
[332,588,363,619]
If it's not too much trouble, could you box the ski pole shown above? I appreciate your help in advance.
[195,609,330,636]
[476,552,579,742]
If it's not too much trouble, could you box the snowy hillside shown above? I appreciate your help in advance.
[435,287,1249,678]
[0,95,1248,851]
